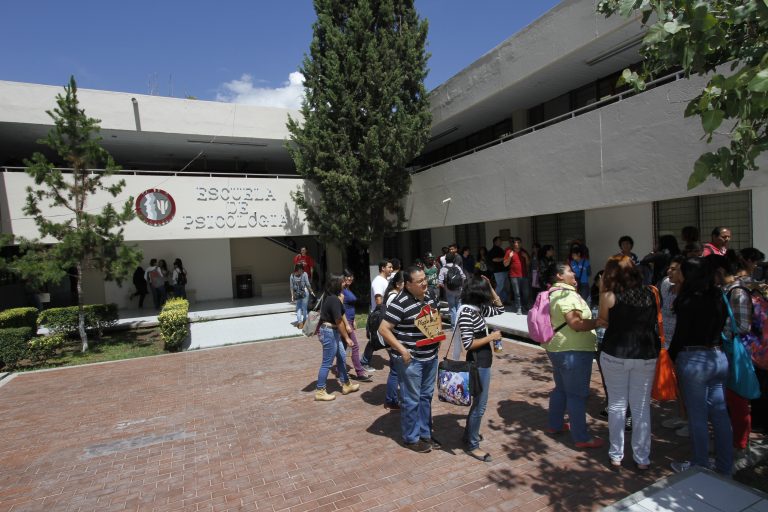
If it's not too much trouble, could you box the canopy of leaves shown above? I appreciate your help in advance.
[287,0,431,247]
[598,0,768,188]
[12,76,141,289]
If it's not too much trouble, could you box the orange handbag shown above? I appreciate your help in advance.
[649,286,678,401]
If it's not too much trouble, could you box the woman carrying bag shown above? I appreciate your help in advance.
[456,275,505,462]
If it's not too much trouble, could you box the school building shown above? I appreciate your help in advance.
[1,0,767,309]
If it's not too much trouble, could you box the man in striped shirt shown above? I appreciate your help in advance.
[379,266,445,453]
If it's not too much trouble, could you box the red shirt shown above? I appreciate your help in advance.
[293,254,315,278]
[504,248,523,278]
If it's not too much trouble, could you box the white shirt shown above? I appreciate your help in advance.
[370,275,389,312]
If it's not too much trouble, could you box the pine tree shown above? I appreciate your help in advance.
[13,76,141,352]
[287,0,431,248]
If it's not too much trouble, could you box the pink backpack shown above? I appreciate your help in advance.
[527,287,568,344]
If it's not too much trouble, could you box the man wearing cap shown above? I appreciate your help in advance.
[423,252,439,298]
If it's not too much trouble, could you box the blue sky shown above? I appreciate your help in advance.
[3,1,561,107]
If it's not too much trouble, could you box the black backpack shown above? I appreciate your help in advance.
[177,269,187,286]
[445,266,464,291]
[366,304,387,350]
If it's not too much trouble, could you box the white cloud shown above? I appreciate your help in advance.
[217,72,304,109]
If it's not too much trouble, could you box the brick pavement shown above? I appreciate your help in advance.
[0,331,717,511]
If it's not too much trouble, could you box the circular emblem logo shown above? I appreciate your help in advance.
[135,188,176,226]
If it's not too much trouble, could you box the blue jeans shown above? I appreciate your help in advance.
[676,349,733,474]
[547,350,595,443]
[316,326,349,389]
[385,353,401,406]
[509,277,523,313]
[295,296,309,324]
[493,272,508,303]
[392,355,438,444]
[464,365,491,450]
[446,292,461,328]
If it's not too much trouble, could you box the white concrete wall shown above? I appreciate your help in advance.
[1,172,311,241]
[407,74,768,231]
[753,187,768,253]
[585,203,654,273]
[230,238,297,298]
[0,80,299,139]
[104,238,232,308]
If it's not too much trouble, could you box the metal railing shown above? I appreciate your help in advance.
[0,166,302,179]
[412,69,685,174]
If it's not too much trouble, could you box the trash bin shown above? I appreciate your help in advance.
[236,274,253,299]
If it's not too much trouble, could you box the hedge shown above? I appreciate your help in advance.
[37,304,118,337]
[0,327,34,369]
[0,307,39,330]
[158,298,189,352]
[27,333,66,363]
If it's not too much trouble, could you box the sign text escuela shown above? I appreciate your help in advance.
[183,185,288,230]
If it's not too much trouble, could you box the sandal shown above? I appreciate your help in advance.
[466,449,492,462]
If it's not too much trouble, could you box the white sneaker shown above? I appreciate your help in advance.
[662,418,687,429]
[362,365,377,373]
[675,425,689,437]
[670,460,692,473]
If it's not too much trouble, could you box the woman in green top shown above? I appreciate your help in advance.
[544,262,604,449]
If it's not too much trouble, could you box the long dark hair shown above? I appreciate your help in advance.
[384,271,404,296]
[602,255,642,294]
[325,274,344,296]
[460,276,493,306]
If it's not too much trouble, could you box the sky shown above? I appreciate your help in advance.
[2,1,561,109]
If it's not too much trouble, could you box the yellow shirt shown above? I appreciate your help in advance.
[545,283,597,352]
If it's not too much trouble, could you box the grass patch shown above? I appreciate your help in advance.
[13,328,165,371]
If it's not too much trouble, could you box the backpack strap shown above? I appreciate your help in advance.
[547,287,568,333]
[648,285,665,347]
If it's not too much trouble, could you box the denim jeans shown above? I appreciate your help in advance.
[295,297,309,324]
[173,284,186,299]
[493,272,508,303]
[446,292,462,360]
[676,349,733,474]
[348,328,365,375]
[316,326,349,389]
[392,355,438,444]
[385,353,401,406]
[547,350,595,443]
[464,365,491,450]
[509,277,523,313]
[600,352,656,465]
[519,277,531,311]
[151,285,163,310]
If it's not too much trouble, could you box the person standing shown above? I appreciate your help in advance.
[702,227,731,256]
[569,244,592,303]
[360,259,393,372]
[290,264,313,329]
[171,258,187,299]
[131,265,148,308]
[503,238,525,314]
[616,236,639,265]
[488,237,508,304]
[668,257,732,475]
[379,266,444,453]
[458,276,504,461]
[423,252,439,298]
[598,255,660,469]
[293,246,316,281]
[144,258,163,310]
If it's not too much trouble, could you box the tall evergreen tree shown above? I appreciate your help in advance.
[13,76,141,352]
[287,0,431,249]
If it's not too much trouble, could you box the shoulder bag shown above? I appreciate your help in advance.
[437,325,481,407]
[722,294,761,399]
[649,285,678,401]
[302,293,325,337]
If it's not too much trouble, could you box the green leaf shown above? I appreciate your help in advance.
[644,23,668,44]
[747,69,768,92]
[701,109,725,133]
[688,153,717,189]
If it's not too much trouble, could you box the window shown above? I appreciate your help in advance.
[531,210,585,260]
[654,190,752,250]
[455,222,486,256]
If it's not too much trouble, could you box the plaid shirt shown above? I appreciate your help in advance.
[723,277,753,338]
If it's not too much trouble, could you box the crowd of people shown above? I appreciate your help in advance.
[302,226,767,473]
[130,257,188,309]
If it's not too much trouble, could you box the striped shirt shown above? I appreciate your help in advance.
[384,289,442,361]
[457,304,505,350]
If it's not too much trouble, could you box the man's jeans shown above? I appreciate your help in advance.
[295,296,309,324]
[385,353,400,406]
[392,355,438,444]
[547,350,595,443]
[493,272,508,303]
[509,277,523,313]
[464,366,491,450]
[317,326,349,389]
[600,352,656,465]
[676,349,733,474]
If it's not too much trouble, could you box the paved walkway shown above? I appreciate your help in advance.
[0,333,764,512]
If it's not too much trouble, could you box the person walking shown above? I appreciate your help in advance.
[290,264,313,329]
[130,265,148,308]
[341,269,372,381]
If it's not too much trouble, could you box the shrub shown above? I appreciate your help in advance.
[158,298,189,352]
[0,327,34,369]
[27,333,66,363]
[37,304,119,337]
[0,307,39,330]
